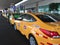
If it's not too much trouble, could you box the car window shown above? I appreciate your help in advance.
[36,15,55,22]
[52,13,60,21]
[46,14,60,20]
[21,14,36,22]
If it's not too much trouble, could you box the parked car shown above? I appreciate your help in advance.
[14,13,60,45]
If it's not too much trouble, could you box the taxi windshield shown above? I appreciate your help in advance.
[36,14,60,22]
[52,13,60,20]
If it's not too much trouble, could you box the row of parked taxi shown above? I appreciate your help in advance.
[3,12,60,45]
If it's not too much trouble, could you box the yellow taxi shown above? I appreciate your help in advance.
[9,13,22,25]
[14,13,60,45]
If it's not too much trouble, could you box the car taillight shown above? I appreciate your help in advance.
[40,28,59,38]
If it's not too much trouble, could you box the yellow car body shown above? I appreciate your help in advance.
[14,13,60,45]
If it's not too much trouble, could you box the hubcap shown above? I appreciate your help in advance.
[30,37,36,45]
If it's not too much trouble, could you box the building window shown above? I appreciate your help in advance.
[38,5,49,12]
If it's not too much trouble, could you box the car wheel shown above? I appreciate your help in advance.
[14,24,17,30]
[29,35,37,45]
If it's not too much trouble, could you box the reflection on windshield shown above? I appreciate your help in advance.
[36,14,60,22]
[52,13,60,21]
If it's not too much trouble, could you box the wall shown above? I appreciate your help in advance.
[25,0,60,8]
[17,0,60,13]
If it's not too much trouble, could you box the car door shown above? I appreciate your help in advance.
[15,14,24,34]
[18,14,36,35]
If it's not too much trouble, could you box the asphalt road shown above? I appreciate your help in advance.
[0,15,29,45]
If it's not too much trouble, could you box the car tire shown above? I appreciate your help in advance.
[29,35,38,45]
[14,24,17,30]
